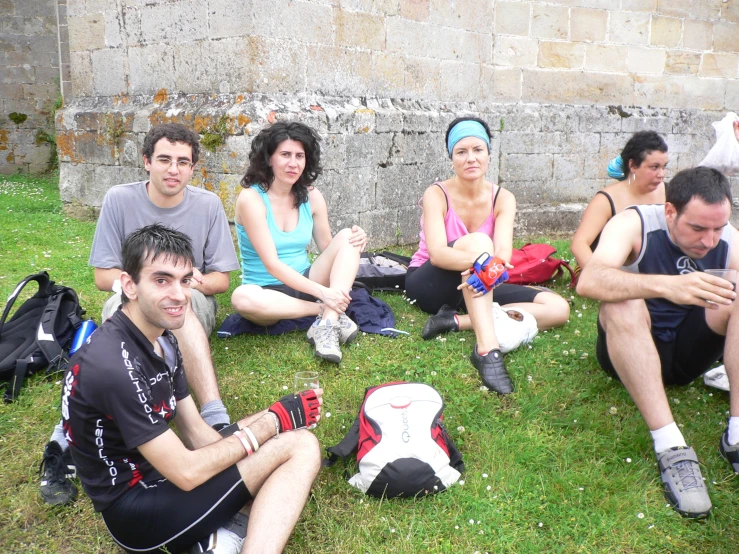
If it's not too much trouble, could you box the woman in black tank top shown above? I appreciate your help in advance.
[571,131,668,276]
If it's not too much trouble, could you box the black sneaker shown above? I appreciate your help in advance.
[39,441,77,506]
[470,346,514,394]
[720,431,739,474]
[422,305,459,340]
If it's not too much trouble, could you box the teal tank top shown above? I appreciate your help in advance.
[235,187,313,286]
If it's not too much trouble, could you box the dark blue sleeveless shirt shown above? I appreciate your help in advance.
[624,204,732,342]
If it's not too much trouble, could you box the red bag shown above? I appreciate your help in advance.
[507,243,576,288]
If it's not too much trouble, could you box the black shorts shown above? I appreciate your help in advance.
[405,262,549,315]
[102,465,252,554]
[596,306,725,386]
[263,267,317,302]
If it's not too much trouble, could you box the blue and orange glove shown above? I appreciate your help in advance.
[269,390,320,431]
[466,253,509,294]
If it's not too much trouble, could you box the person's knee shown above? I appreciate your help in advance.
[231,285,263,316]
[333,228,354,248]
[456,232,494,254]
[546,293,570,325]
[600,299,649,332]
[289,430,322,474]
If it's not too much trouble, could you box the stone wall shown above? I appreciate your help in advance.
[0,0,63,174]
[56,0,739,242]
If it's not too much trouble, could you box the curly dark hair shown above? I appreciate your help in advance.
[142,123,201,165]
[241,121,323,208]
[444,116,493,158]
[620,131,668,176]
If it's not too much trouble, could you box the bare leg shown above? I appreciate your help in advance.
[599,299,673,430]
[232,285,321,326]
[173,306,223,407]
[452,233,498,352]
[235,430,321,554]
[505,291,571,330]
[308,228,360,322]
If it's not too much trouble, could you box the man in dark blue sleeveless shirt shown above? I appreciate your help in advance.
[578,167,739,519]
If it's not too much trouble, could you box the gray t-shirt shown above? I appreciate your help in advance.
[89,181,239,274]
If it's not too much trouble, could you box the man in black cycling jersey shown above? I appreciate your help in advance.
[62,224,323,554]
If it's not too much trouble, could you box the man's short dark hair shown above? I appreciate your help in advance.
[666,166,732,215]
[120,224,195,303]
[241,121,323,208]
[142,123,201,165]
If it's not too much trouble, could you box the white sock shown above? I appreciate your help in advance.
[650,422,687,453]
[727,417,739,445]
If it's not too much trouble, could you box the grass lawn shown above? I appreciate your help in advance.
[0,172,737,553]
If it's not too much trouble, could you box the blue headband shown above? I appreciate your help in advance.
[447,121,490,156]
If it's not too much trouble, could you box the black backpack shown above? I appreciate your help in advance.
[355,251,411,292]
[0,272,84,402]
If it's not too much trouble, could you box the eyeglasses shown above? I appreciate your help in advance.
[153,156,193,170]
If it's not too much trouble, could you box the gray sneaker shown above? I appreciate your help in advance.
[307,318,342,363]
[657,446,712,518]
[307,314,357,345]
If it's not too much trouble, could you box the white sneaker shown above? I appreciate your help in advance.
[307,318,342,363]
[307,313,357,345]
[492,303,538,354]
[703,365,730,391]
[189,512,248,554]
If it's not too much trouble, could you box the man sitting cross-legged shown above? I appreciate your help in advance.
[578,166,739,519]
[61,224,323,554]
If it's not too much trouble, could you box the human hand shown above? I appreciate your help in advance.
[665,272,735,309]
[191,267,205,290]
[461,253,509,294]
[734,119,739,142]
[318,286,352,313]
[269,388,323,432]
[349,225,368,252]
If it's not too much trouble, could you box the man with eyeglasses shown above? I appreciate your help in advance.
[39,123,240,506]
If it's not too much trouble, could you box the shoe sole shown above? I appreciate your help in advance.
[40,488,77,506]
[315,350,341,363]
[661,479,712,519]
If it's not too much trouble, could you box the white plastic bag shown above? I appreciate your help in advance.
[492,303,538,353]
[698,112,739,176]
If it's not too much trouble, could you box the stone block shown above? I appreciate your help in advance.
[139,0,208,45]
[404,56,441,98]
[392,132,440,165]
[0,83,24,100]
[353,108,376,135]
[571,7,607,43]
[481,66,522,103]
[122,6,142,46]
[104,9,122,48]
[209,0,255,39]
[626,46,666,74]
[621,114,673,134]
[429,0,493,33]
[609,11,650,46]
[14,0,54,17]
[664,50,701,75]
[658,0,719,20]
[440,60,481,101]
[59,162,95,203]
[359,208,399,248]
[249,36,307,95]
[387,18,491,63]
[253,0,333,44]
[650,16,682,48]
[68,14,105,51]
[554,154,585,180]
[128,44,176,94]
[494,1,530,36]
[724,1,739,24]
[335,9,385,50]
[531,4,568,40]
[727,80,739,110]
[376,163,421,209]
[370,52,405,98]
[306,45,371,97]
[500,107,540,132]
[320,133,347,171]
[89,165,143,206]
[501,153,552,182]
[539,41,585,69]
[399,0,429,22]
[321,167,374,214]
[578,105,624,133]
[340,0,397,16]
[540,106,579,133]
[91,49,126,96]
[714,22,739,53]
[562,132,601,154]
[397,204,421,246]
[86,0,116,13]
[346,133,394,168]
[375,108,403,133]
[501,132,563,154]
[682,20,713,51]
[175,39,247,94]
[522,69,634,106]
[70,51,93,97]
[493,36,538,67]
[585,44,627,72]
[402,111,440,133]
[634,75,725,110]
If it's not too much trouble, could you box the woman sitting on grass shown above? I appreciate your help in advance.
[570,131,668,274]
[405,116,570,395]
[231,121,367,363]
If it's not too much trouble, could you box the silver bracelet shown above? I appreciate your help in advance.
[268,411,280,439]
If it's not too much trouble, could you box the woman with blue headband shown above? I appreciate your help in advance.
[405,117,570,394]
[571,131,668,275]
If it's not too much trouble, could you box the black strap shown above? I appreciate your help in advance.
[4,357,32,403]
[323,416,360,468]
[493,185,502,208]
[0,272,51,338]
[596,190,617,217]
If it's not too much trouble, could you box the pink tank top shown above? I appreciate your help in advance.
[409,182,498,268]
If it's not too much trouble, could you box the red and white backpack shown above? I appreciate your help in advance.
[325,382,464,498]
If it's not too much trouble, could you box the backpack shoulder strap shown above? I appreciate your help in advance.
[35,286,80,368]
[0,272,51,337]
[323,416,360,467]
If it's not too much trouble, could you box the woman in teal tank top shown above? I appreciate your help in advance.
[231,122,367,363]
